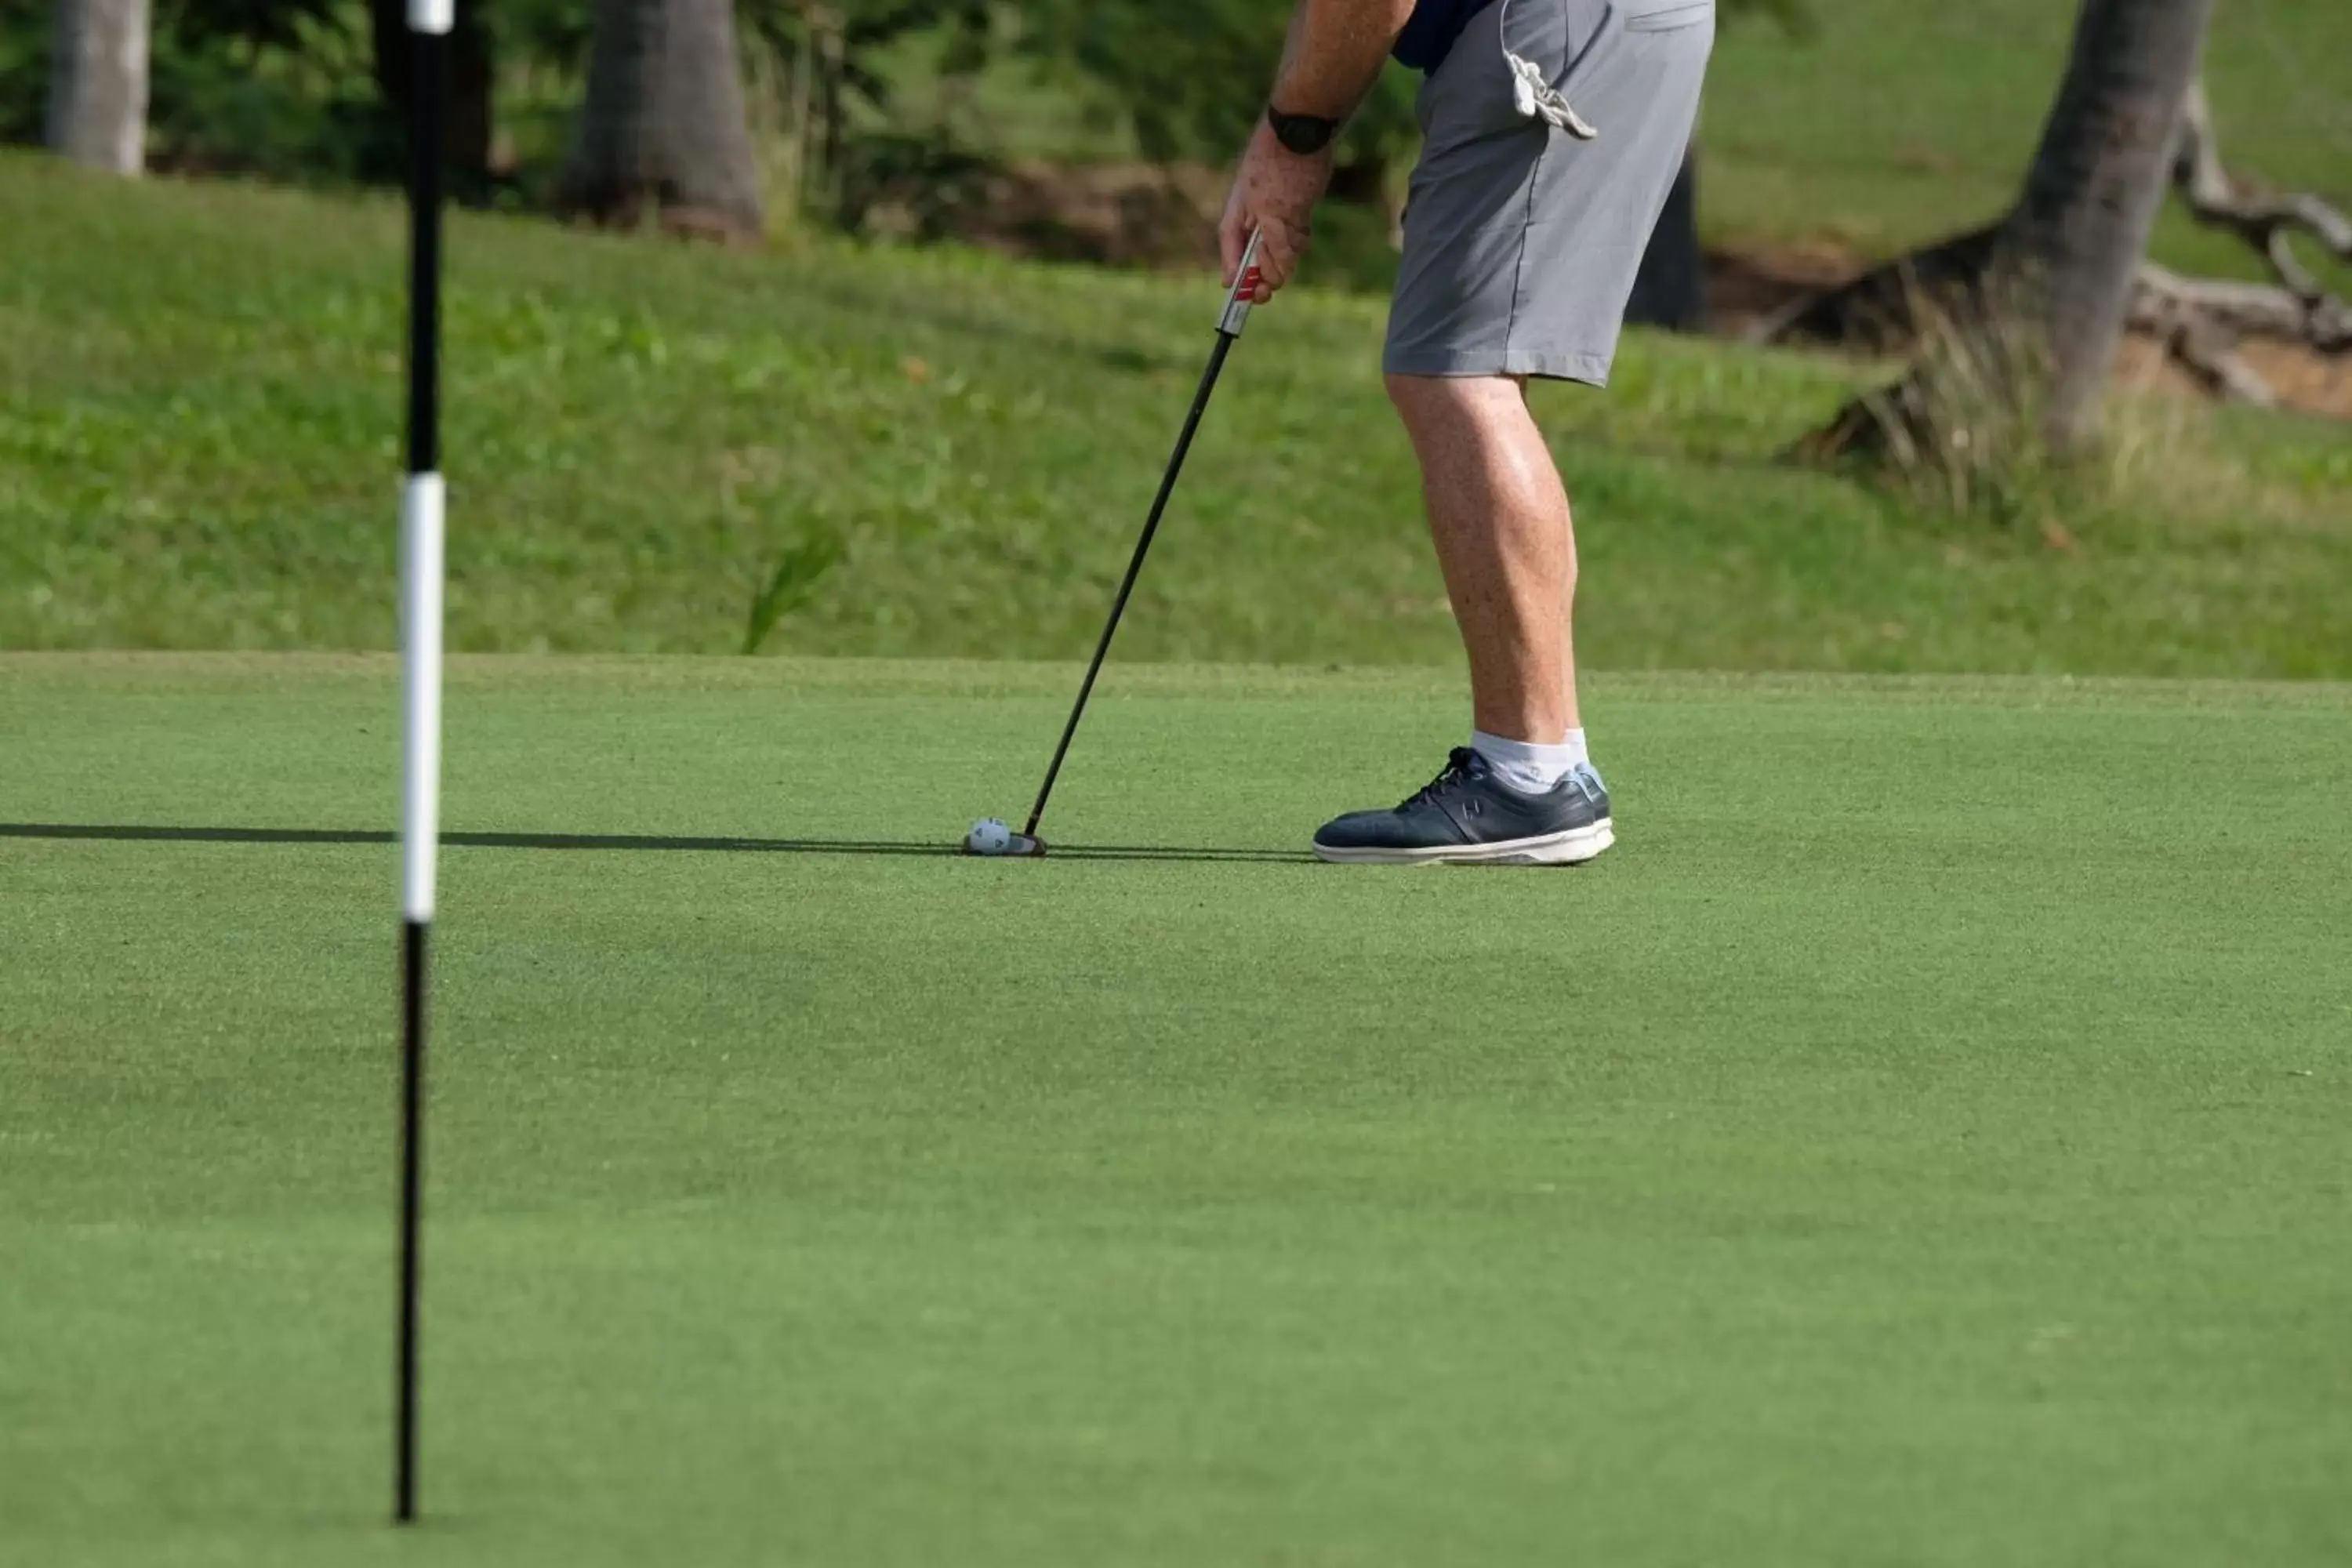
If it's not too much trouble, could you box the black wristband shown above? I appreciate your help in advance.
[1266,104,1340,156]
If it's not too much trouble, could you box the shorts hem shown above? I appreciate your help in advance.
[1381,348,1613,387]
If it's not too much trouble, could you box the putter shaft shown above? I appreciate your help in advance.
[1024,238,1264,840]
[1023,334,1236,837]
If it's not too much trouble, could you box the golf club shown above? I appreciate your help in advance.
[964,231,1267,860]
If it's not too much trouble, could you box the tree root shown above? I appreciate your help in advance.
[1767,79,2349,409]
[2147,80,2352,401]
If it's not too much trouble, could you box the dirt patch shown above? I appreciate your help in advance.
[1704,241,1869,335]
[2233,339,2352,420]
[953,162,1225,270]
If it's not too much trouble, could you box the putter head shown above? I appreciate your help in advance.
[962,819,1049,858]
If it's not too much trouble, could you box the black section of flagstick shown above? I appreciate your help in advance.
[396,919,428,1524]
[1023,329,1237,839]
[395,24,445,1530]
[407,29,445,477]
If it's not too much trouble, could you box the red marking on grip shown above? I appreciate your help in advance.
[1243,267,1264,297]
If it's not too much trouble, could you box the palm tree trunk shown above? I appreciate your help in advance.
[1812,0,2215,465]
[559,0,765,243]
[2013,0,2215,448]
[46,0,150,176]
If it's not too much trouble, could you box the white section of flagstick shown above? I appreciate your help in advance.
[401,474,445,924]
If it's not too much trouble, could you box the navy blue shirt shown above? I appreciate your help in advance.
[1392,0,1497,71]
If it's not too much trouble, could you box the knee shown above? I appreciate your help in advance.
[1383,371,1425,411]
[1385,372,1461,419]
[1386,371,1523,416]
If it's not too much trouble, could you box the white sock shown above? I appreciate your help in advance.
[1472,728,1589,794]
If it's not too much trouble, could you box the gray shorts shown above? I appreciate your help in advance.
[1385,0,1715,385]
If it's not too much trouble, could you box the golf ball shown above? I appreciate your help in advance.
[967,818,1014,855]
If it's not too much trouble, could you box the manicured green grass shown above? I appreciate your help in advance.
[5,155,2349,675]
[5,655,2350,1566]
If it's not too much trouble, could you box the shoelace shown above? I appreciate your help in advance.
[1401,748,1486,812]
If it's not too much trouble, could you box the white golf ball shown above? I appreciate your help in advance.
[967,818,1013,855]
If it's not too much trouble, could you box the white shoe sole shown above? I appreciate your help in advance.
[1312,820,1615,866]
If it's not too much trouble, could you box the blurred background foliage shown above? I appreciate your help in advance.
[3,0,2342,301]
[0,2,1765,229]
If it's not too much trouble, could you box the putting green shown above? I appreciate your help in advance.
[4,655,2349,1566]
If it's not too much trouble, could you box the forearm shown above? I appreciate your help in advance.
[1270,0,1417,120]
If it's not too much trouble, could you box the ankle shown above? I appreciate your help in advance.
[1471,728,1591,792]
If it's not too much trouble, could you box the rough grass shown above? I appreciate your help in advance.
[5,154,2348,674]
[5,655,2350,1566]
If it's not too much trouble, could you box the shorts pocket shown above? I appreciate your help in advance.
[1527,0,1614,82]
[1417,0,1533,151]
[1624,1,1712,30]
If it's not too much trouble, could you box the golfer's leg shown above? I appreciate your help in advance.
[1312,0,1711,861]
[1309,367,1611,862]
[1386,373,1579,746]
[1310,372,1610,862]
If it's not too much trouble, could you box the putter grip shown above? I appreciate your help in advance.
[1219,230,1266,338]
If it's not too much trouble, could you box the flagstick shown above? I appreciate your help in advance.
[395,0,450,1528]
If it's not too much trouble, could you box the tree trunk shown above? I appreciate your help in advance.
[371,0,496,201]
[1772,74,2351,414]
[2009,0,2214,448]
[45,0,150,176]
[559,0,766,243]
[1626,146,1707,332]
[1813,0,2214,465]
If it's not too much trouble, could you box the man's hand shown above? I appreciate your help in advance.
[1220,118,1336,304]
[1220,0,1414,304]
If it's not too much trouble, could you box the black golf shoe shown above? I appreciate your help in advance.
[1313,749,1614,866]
